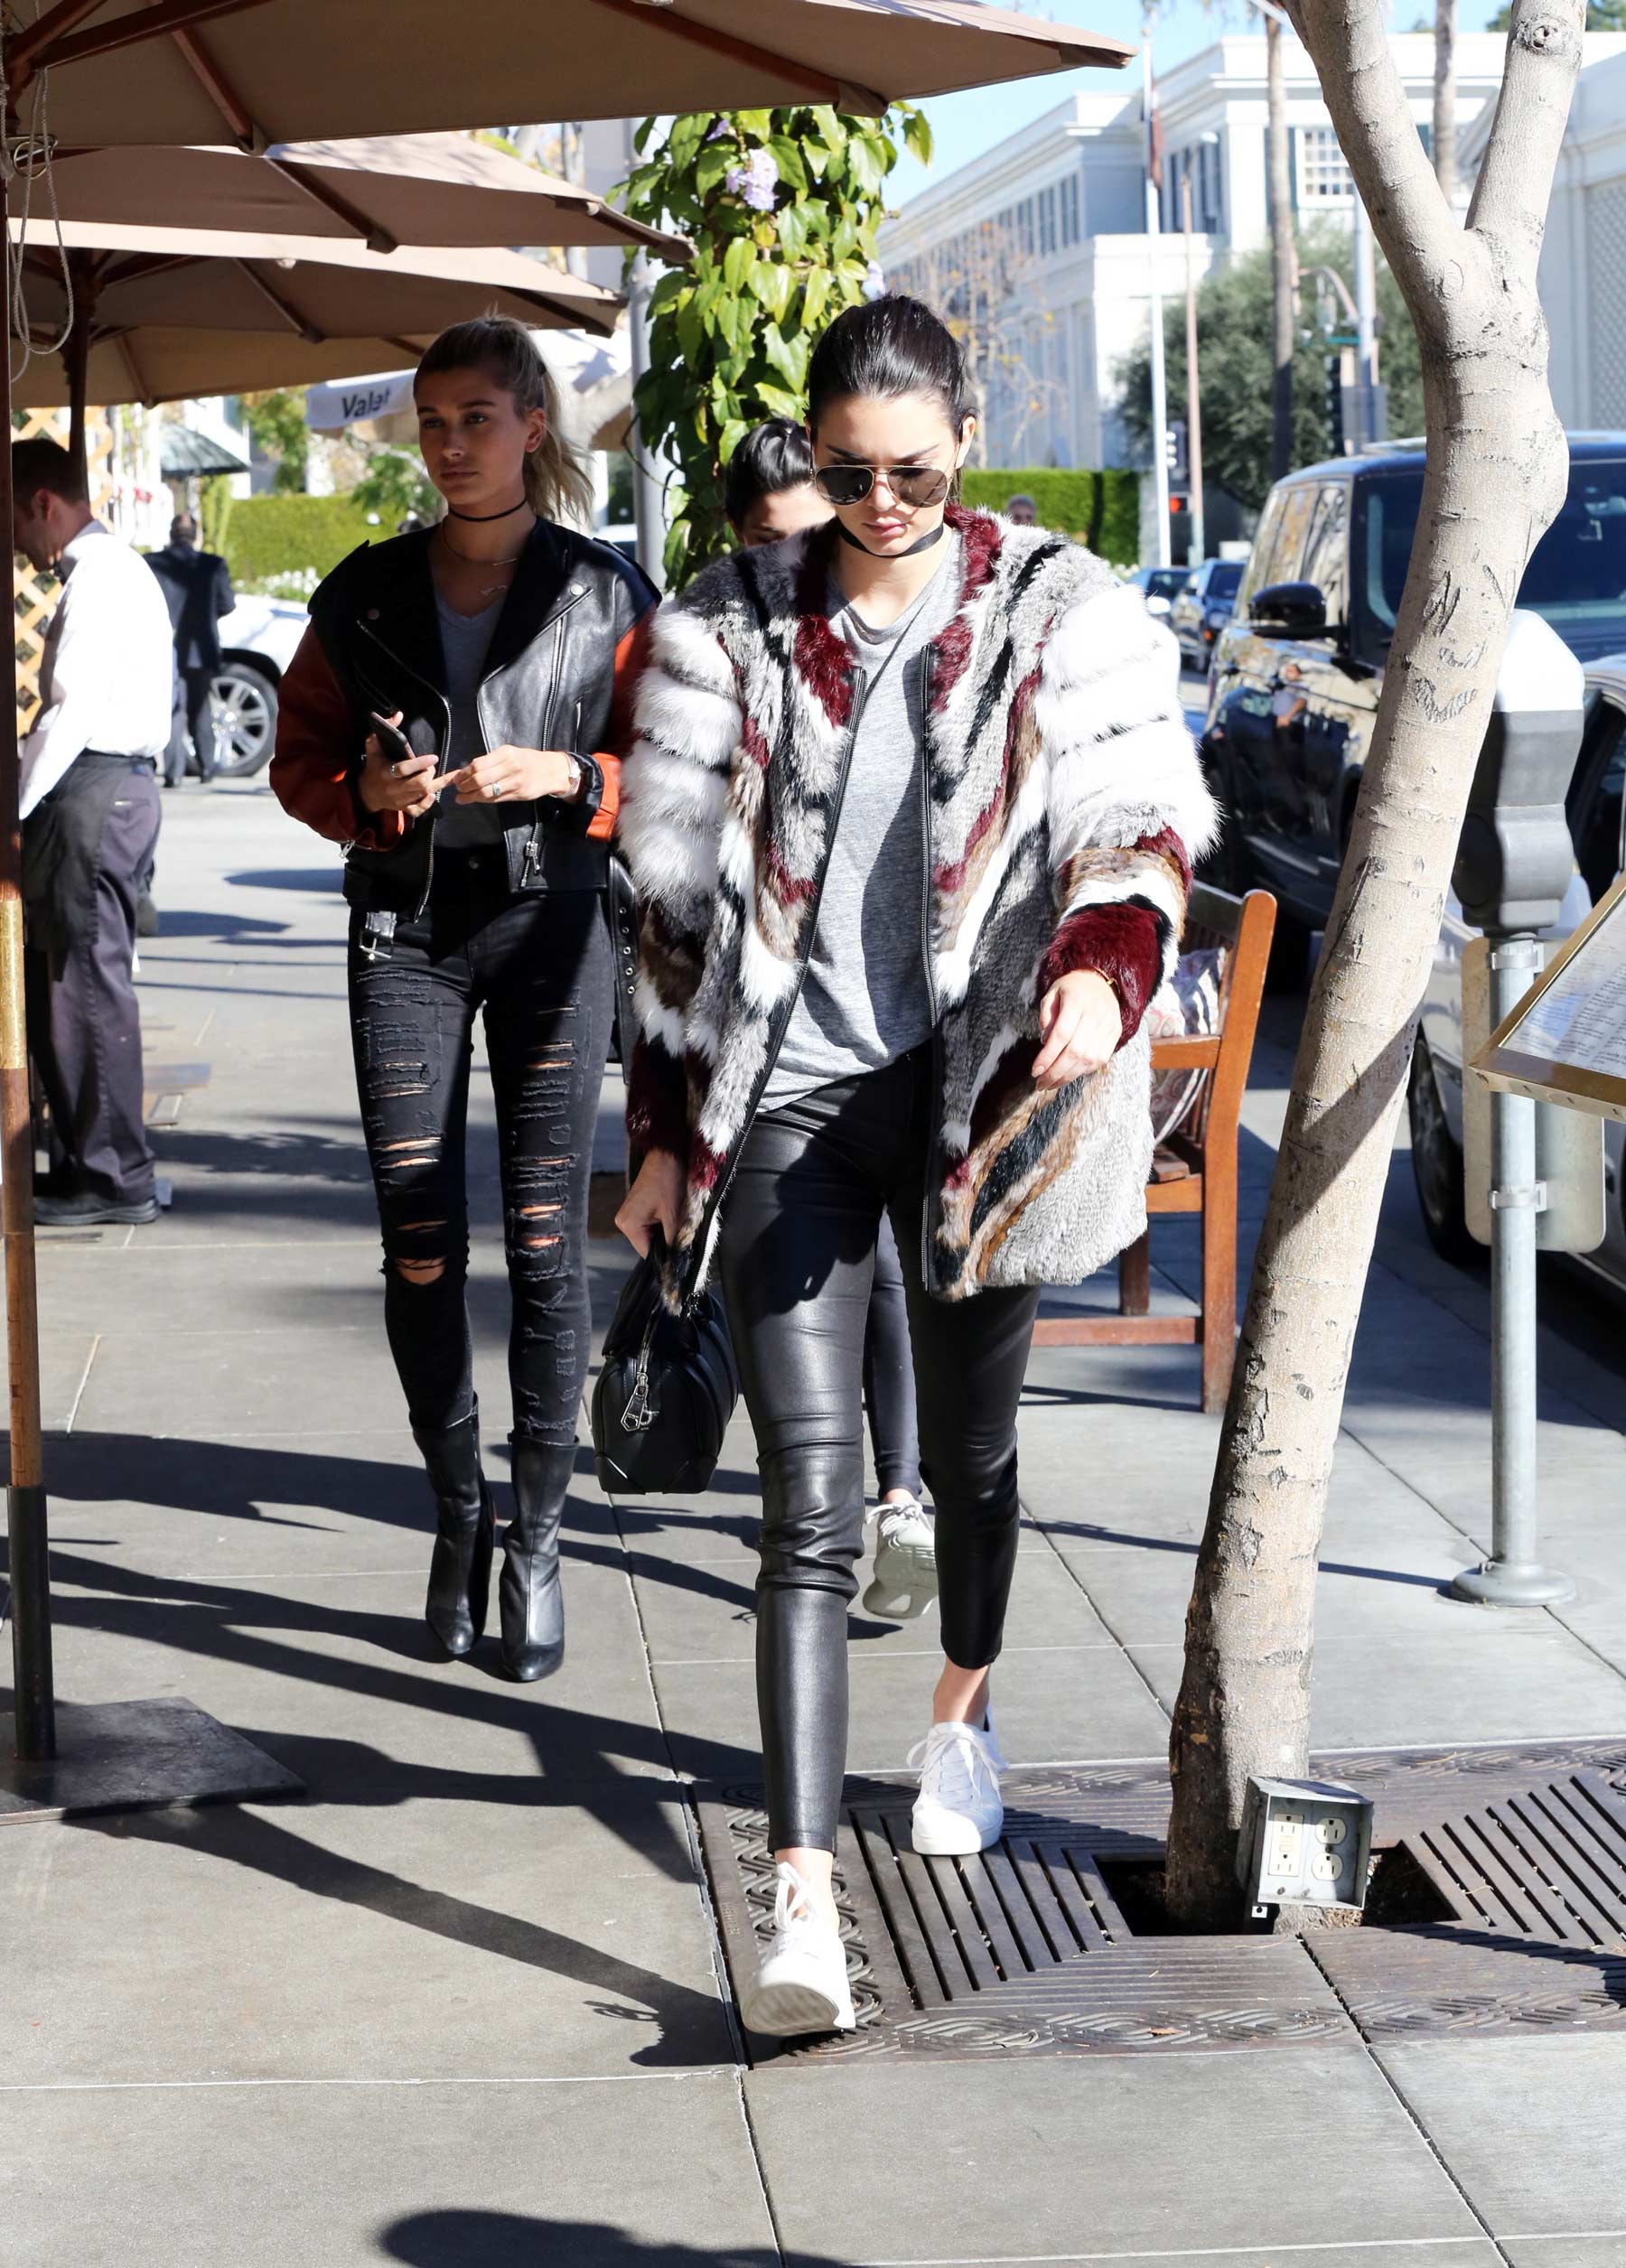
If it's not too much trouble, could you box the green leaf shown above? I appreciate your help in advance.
[676,294,705,366]
[812,106,843,145]
[723,234,754,294]
[762,322,810,393]
[846,135,884,198]
[800,267,831,330]
[775,203,809,260]
[766,135,808,192]
[696,142,736,197]
[719,418,750,463]
[734,108,773,139]
[754,381,805,422]
[830,212,858,265]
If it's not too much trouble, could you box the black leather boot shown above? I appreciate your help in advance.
[499,1438,575,1682]
[413,1408,495,1660]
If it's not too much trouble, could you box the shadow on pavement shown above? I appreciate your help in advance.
[78,1792,735,2072]
[383,2220,817,2267]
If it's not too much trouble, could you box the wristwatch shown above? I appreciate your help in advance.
[561,755,584,802]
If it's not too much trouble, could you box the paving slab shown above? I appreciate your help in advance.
[632,1544,1114,1667]
[39,1429,617,1582]
[745,2052,1486,2264]
[1378,2034,1626,2246]
[25,1563,688,1790]
[0,1789,728,2083]
[1129,1625,1626,1750]
[657,1638,1170,1780]
[0,2069,777,2268]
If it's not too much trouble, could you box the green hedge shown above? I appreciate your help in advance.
[959,469,1141,567]
[222,495,381,591]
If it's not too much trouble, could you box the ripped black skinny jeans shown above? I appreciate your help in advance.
[347,852,612,1447]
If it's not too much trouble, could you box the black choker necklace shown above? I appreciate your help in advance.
[446,499,530,525]
[836,519,946,559]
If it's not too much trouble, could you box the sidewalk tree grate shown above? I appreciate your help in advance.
[693,1739,1626,2067]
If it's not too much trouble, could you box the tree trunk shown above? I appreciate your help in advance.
[1163,0,1584,1927]
[1434,0,1460,210]
[1266,15,1296,484]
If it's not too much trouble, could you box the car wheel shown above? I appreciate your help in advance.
[210,660,278,779]
[1407,1035,1477,1265]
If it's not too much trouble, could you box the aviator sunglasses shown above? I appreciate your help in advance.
[812,462,953,509]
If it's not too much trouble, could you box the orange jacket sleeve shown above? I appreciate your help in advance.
[269,623,407,852]
[584,608,658,843]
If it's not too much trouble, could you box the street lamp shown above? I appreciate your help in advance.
[1180,131,1220,566]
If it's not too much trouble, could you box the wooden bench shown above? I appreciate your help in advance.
[1030,880,1277,1414]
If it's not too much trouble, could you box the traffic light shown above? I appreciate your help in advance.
[1324,355,1345,455]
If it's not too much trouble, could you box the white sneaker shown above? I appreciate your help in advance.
[737,1862,855,2039]
[862,1497,938,1620]
[909,1714,1006,1855]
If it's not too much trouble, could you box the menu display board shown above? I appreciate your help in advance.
[1472,869,1626,1124]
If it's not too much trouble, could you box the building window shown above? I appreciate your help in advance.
[1017,197,1035,257]
[1039,184,1058,257]
[1061,172,1081,247]
[1297,125,1353,205]
[1197,137,1223,234]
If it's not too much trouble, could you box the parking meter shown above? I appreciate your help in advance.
[1449,611,1592,1610]
[1453,611,1585,933]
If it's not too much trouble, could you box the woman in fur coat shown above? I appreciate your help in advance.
[616,295,1217,2038]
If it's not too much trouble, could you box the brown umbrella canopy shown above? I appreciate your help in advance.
[7,0,1135,148]
[33,135,691,262]
[10,219,621,408]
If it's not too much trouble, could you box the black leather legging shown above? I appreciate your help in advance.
[864,1215,922,1501]
[718,1048,1041,1853]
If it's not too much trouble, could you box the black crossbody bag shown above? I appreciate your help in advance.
[591,1227,739,1496]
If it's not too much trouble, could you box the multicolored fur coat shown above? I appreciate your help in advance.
[621,508,1219,1305]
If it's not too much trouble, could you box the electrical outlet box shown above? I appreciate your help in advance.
[1234,1777,1374,1912]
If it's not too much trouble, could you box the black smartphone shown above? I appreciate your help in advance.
[369,711,417,768]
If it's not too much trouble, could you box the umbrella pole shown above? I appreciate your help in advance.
[2,168,57,1764]
[65,257,93,495]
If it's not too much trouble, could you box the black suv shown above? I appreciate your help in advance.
[1201,434,1626,970]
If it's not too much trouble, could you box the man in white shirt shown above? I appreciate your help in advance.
[13,438,171,1226]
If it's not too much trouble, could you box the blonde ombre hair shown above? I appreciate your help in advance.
[415,315,593,527]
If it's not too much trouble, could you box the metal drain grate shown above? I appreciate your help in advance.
[695,1742,1626,2065]
[1404,1770,1626,1947]
[848,1804,1128,2002]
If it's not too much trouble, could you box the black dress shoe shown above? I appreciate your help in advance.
[34,1188,161,1226]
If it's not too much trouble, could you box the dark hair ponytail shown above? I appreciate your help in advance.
[807,294,970,434]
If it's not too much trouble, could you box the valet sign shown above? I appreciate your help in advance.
[304,371,416,432]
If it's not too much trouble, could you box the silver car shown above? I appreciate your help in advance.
[210,594,309,779]
[1409,652,1626,1291]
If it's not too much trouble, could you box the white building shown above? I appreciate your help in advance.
[880,32,1626,479]
[1475,48,1626,433]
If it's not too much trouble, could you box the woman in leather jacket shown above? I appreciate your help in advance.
[273,317,655,1681]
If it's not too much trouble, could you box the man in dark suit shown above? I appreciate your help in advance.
[147,511,234,786]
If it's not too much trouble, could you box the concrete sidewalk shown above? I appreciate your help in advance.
[3,779,1626,2267]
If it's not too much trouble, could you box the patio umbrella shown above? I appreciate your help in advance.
[6,0,1135,147]
[11,219,621,451]
[0,0,1135,1786]
[29,135,691,263]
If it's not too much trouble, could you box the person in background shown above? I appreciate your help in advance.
[147,510,235,788]
[1005,493,1037,526]
[273,316,655,1683]
[13,438,170,1227]
[724,416,937,1624]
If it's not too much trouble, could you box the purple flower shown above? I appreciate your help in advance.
[706,120,731,141]
[724,147,779,212]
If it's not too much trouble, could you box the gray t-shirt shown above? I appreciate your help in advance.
[762,538,960,1112]
[432,590,505,851]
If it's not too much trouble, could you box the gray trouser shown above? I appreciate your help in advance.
[26,766,162,1205]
